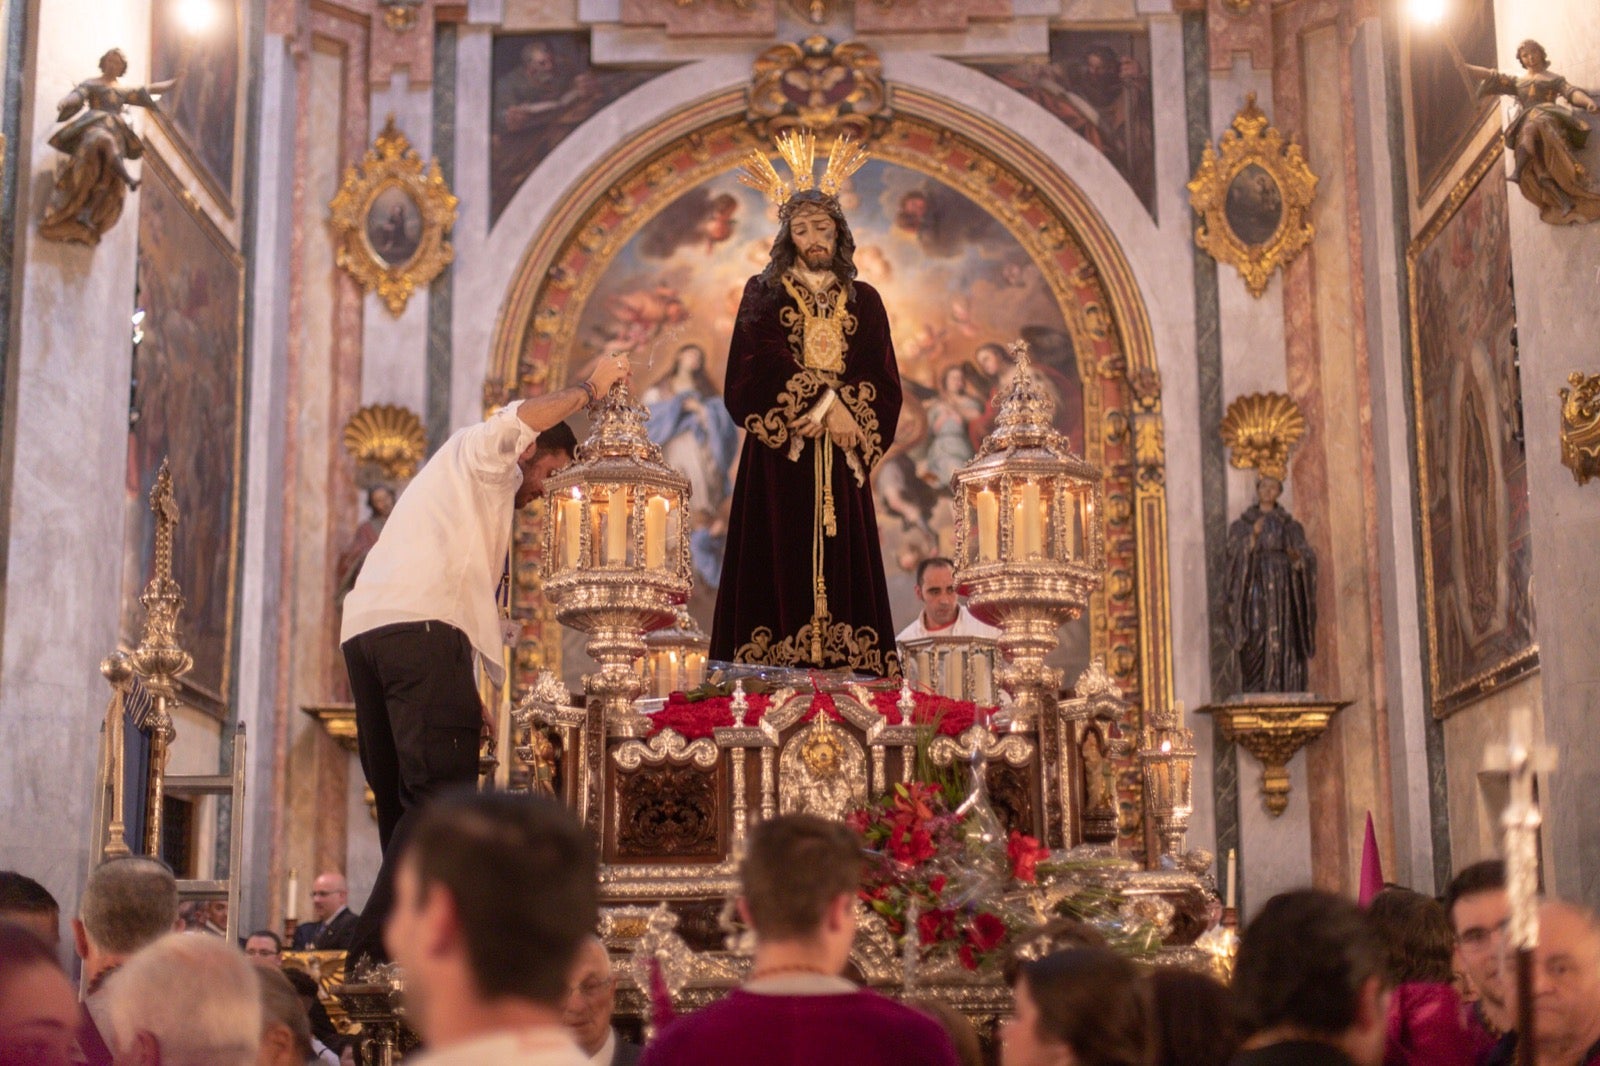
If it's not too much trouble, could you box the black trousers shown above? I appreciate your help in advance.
[342,620,483,964]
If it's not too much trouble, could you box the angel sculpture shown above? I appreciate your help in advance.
[40,48,175,245]
[1467,40,1600,224]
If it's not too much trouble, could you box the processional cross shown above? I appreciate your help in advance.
[1485,706,1556,1066]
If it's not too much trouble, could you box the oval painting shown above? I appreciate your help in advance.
[565,159,1092,680]
[366,184,424,267]
[1223,162,1284,248]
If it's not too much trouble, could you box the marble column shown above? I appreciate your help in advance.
[0,0,151,928]
[1496,0,1600,909]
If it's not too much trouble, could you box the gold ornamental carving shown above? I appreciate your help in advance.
[328,116,458,316]
[778,713,867,821]
[1559,371,1600,485]
[1220,392,1306,481]
[1196,696,1350,816]
[747,36,890,142]
[1187,94,1317,297]
[300,703,359,753]
[341,403,428,483]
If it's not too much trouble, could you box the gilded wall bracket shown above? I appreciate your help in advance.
[1196,695,1349,816]
[328,117,458,316]
[1187,94,1317,297]
[1559,371,1600,484]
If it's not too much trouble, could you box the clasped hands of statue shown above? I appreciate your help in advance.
[789,390,865,451]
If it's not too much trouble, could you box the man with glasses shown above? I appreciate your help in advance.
[563,937,639,1066]
[1444,860,1512,1053]
[291,872,359,951]
[244,930,284,967]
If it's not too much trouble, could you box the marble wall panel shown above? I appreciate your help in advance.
[1495,0,1600,908]
[0,0,150,928]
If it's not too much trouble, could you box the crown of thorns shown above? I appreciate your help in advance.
[738,130,869,218]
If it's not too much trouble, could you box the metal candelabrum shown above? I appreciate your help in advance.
[538,380,692,738]
[1138,700,1196,858]
[950,342,1104,723]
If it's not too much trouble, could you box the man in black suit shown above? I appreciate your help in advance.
[290,872,359,951]
[565,935,641,1066]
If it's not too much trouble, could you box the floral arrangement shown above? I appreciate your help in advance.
[848,773,1163,973]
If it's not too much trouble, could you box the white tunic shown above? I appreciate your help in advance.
[895,605,1001,644]
[339,402,536,685]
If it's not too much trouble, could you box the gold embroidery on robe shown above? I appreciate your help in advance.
[779,276,856,375]
[743,369,825,452]
[734,618,901,678]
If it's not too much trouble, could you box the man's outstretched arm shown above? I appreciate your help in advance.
[515,349,631,432]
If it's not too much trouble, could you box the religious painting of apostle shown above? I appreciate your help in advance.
[150,0,242,201]
[708,187,903,676]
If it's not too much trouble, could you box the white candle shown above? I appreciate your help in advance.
[644,496,668,569]
[605,492,629,565]
[668,651,680,694]
[1012,501,1025,561]
[286,870,299,922]
[947,649,964,699]
[1225,848,1238,910]
[975,488,999,563]
[559,492,582,569]
[689,652,706,688]
[974,652,993,706]
[1020,481,1043,557]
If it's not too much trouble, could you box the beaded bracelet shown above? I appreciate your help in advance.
[579,379,597,404]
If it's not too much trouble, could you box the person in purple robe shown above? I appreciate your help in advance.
[709,185,903,676]
[640,815,958,1066]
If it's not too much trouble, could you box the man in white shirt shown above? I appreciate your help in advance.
[341,353,630,965]
[894,557,1000,642]
[562,937,640,1066]
[387,791,596,1066]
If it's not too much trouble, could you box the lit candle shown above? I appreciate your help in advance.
[947,648,964,699]
[667,651,680,694]
[605,492,629,565]
[975,488,999,563]
[286,870,299,923]
[689,652,706,688]
[1020,481,1043,557]
[1012,500,1025,561]
[559,491,582,569]
[1225,848,1238,910]
[644,496,668,569]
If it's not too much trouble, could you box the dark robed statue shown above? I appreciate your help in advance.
[1224,475,1317,692]
[710,135,902,676]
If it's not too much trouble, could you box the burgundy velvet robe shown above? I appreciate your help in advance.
[710,273,902,676]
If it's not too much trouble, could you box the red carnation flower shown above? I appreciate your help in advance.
[1007,830,1049,883]
[967,911,1007,952]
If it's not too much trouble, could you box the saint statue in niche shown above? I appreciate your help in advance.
[1466,40,1600,224]
[41,49,176,245]
[1224,475,1318,693]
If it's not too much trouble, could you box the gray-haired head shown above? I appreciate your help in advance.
[103,932,262,1066]
[80,856,178,955]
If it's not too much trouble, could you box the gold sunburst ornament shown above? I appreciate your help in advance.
[342,403,428,483]
[1219,392,1306,481]
[738,130,869,215]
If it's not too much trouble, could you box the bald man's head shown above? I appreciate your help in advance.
[561,936,616,1056]
[309,873,348,922]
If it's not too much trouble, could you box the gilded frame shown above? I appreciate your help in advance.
[1406,142,1539,718]
[1186,94,1317,297]
[485,91,1174,811]
[127,150,247,716]
[328,118,458,316]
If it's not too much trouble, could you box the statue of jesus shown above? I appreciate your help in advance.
[709,137,903,677]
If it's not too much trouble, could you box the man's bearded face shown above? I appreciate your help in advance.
[789,208,837,271]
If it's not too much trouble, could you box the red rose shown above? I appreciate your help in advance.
[929,875,948,896]
[1007,830,1048,883]
[967,911,1007,952]
[958,942,978,970]
[917,908,956,945]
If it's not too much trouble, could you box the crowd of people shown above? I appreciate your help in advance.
[3,800,1598,1066]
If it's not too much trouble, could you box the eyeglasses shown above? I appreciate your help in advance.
[564,976,615,1001]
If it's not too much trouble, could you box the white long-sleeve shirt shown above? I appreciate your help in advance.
[895,605,1001,644]
[340,402,536,685]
